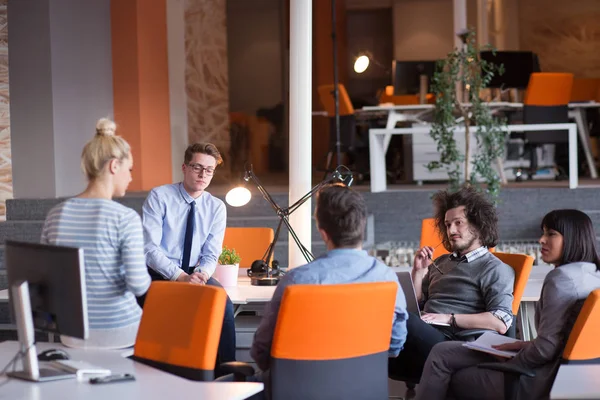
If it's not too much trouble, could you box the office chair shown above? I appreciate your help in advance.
[379,85,435,105]
[223,227,274,269]
[317,83,367,176]
[478,288,600,400]
[131,282,227,381]
[454,252,534,341]
[222,282,398,399]
[419,218,450,260]
[522,72,574,180]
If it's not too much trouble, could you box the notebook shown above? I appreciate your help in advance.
[462,331,521,358]
[396,271,451,327]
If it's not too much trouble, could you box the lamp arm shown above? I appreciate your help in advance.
[247,171,283,215]
[280,215,314,264]
[262,216,285,275]
[286,177,334,215]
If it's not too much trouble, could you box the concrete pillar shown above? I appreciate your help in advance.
[288,0,312,268]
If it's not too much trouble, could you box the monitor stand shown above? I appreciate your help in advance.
[7,281,75,382]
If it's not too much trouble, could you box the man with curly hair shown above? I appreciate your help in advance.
[388,185,514,384]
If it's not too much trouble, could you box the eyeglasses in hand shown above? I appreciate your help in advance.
[187,163,215,176]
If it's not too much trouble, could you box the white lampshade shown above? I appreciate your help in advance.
[354,55,370,73]
[225,187,252,207]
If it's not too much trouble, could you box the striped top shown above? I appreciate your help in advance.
[41,198,151,345]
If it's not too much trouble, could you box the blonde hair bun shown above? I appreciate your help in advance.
[96,118,117,136]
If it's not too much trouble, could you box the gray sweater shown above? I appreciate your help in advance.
[421,251,514,318]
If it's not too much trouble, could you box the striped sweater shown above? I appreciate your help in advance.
[41,198,151,333]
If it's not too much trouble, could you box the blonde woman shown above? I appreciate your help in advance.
[41,118,151,349]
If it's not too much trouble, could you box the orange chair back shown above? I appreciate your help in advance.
[379,86,435,105]
[570,78,600,102]
[524,73,574,106]
[269,282,397,399]
[272,282,397,360]
[420,218,449,260]
[317,84,354,116]
[223,227,274,268]
[492,252,534,315]
[133,282,226,380]
[562,289,600,361]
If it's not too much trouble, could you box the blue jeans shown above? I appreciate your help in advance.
[205,277,237,370]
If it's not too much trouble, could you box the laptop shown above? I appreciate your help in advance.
[396,271,450,326]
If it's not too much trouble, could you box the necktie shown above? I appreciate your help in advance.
[181,201,195,274]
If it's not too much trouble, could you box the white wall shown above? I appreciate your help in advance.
[9,0,113,198]
[392,0,454,61]
[227,0,282,114]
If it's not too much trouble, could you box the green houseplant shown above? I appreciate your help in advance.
[219,246,241,265]
[426,29,507,200]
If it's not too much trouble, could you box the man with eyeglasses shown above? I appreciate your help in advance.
[141,142,236,375]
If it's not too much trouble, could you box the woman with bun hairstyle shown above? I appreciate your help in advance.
[41,118,151,349]
[415,209,600,400]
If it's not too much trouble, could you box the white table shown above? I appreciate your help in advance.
[369,123,578,192]
[550,364,600,399]
[0,341,263,400]
[225,277,276,306]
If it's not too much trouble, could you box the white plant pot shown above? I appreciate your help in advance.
[215,263,239,287]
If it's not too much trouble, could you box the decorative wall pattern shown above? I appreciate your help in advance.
[0,1,11,218]
[519,0,600,77]
[184,0,230,180]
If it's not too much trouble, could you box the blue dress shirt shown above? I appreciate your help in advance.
[142,183,227,280]
[250,248,409,372]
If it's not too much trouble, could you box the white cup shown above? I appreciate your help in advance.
[216,264,239,287]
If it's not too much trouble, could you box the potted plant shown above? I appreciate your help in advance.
[427,28,507,200]
[216,246,242,287]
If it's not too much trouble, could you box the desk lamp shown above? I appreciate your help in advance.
[225,165,353,286]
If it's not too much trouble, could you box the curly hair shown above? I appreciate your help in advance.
[432,185,498,252]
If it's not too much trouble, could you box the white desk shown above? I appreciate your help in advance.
[369,123,578,192]
[225,277,276,305]
[0,341,263,400]
[550,364,600,399]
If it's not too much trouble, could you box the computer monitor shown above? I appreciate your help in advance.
[392,60,438,95]
[480,51,541,89]
[5,240,88,382]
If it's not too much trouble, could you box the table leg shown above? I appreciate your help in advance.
[518,303,530,341]
[568,125,578,189]
[571,109,598,179]
[369,131,388,192]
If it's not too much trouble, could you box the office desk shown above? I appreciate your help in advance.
[365,102,598,190]
[369,123,578,192]
[0,341,263,400]
[550,364,600,399]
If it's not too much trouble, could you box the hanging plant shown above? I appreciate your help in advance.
[427,29,507,200]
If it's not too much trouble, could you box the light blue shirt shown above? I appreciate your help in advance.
[142,183,227,280]
[250,248,409,372]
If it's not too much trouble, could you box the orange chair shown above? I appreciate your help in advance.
[379,85,435,105]
[493,252,534,316]
[480,288,600,399]
[522,72,574,178]
[223,227,274,268]
[226,282,398,399]
[453,252,533,342]
[132,282,227,381]
[419,218,450,260]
